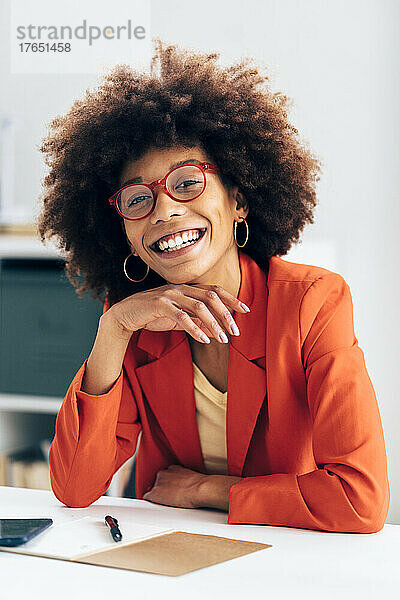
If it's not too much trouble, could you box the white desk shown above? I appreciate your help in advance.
[0,487,398,600]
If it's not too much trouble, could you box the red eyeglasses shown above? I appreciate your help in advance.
[108,161,219,221]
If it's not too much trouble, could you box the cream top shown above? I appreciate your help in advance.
[192,361,228,475]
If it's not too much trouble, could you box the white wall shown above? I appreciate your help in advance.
[1,0,399,522]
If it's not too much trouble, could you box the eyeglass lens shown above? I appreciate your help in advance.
[117,164,205,219]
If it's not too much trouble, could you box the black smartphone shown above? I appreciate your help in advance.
[0,518,53,547]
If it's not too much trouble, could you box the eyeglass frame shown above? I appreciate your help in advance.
[108,161,220,221]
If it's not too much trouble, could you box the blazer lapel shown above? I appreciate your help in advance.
[226,252,267,475]
[134,251,268,477]
[135,330,206,472]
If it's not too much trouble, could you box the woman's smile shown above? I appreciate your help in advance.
[149,227,208,260]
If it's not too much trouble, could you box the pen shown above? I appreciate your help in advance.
[104,515,122,542]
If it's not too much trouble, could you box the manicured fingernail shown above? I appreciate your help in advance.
[219,331,229,343]
[241,302,250,312]
[231,322,240,336]
[201,334,211,343]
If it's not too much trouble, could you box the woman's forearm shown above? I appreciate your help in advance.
[81,312,133,396]
[50,312,140,507]
[197,474,244,511]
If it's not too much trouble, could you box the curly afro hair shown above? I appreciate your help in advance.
[36,38,322,308]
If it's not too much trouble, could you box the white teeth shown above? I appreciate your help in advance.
[156,229,202,252]
[162,239,197,252]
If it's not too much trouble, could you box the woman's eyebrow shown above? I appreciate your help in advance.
[121,158,201,187]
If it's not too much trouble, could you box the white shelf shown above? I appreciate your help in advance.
[0,393,63,414]
[0,234,67,259]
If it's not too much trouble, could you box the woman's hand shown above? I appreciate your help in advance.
[142,464,243,511]
[105,282,250,345]
[142,465,208,509]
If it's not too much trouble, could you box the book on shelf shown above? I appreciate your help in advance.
[0,439,52,490]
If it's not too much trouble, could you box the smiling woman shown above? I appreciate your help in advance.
[37,39,390,533]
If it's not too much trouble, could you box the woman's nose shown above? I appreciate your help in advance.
[149,188,185,222]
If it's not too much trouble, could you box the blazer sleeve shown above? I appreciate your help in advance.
[228,273,390,533]
[49,295,141,508]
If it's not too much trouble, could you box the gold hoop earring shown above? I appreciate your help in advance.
[234,217,249,248]
[123,252,150,282]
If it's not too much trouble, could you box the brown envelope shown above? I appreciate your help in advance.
[73,530,272,577]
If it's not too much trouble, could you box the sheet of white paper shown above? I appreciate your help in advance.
[0,516,174,559]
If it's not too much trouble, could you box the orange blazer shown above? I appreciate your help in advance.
[49,250,390,533]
